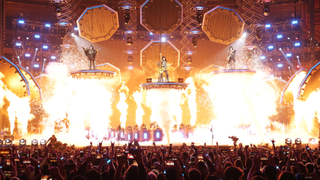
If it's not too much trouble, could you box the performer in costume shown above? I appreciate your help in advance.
[82,45,98,69]
[157,56,169,82]
[227,46,236,69]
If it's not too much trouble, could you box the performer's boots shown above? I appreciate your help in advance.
[165,71,169,82]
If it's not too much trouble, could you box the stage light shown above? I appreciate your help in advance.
[124,12,131,25]
[25,53,31,57]
[286,53,292,57]
[195,6,204,11]
[149,32,153,35]
[285,138,292,145]
[34,34,40,39]
[185,67,191,71]
[55,6,62,16]
[153,128,163,141]
[297,65,300,68]
[71,33,76,37]
[277,34,283,39]
[192,34,197,47]
[51,56,56,60]
[268,45,274,50]
[15,42,22,47]
[31,139,38,146]
[295,138,302,145]
[19,139,26,146]
[40,139,46,146]
[196,8,203,25]
[74,26,78,31]
[294,42,301,47]
[127,134,131,141]
[188,132,193,138]
[265,24,271,28]
[18,20,25,24]
[127,54,133,64]
[260,55,266,60]
[143,132,148,140]
[120,132,124,138]
[277,63,283,68]
[309,138,317,144]
[187,56,192,64]
[59,22,68,26]
[5,139,12,146]
[292,20,298,25]
[161,37,166,42]
[42,45,48,49]
[242,32,247,38]
[134,133,138,140]
[127,35,133,45]
[263,4,270,16]
[45,23,51,27]
[34,64,40,68]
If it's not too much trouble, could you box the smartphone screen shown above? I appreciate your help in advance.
[165,160,174,166]
[127,153,134,159]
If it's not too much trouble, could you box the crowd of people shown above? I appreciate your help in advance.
[0,135,320,180]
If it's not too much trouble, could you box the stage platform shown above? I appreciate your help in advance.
[70,69,115,79]
[212,69,256,74]
[140,82,188,90]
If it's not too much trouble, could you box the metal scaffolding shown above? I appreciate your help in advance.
[178,0,206,68]
[236,0,266,45]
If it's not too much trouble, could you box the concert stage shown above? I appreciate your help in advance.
[70,69,115,79]
[140,81,188,90]
[212,69,256,74]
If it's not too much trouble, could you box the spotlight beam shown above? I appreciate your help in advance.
[297,55,302,68]
[30,48,39,74]
[279,49,296,72]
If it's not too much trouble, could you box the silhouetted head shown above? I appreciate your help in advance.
[89,45,94,50]
[162,56,166,61]
[229,46,233,50]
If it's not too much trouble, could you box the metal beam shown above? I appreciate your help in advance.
[0,0,4,56]
[310,0,316,66]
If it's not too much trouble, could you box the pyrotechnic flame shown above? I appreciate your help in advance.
[146,88,183,144]
[282,71,307,132]
[117,83,129,128]
[39,63,116,145]
[6,92,32,135]
[0,72,33,136]
[185,77,197,126]
[132,90,144,127]
[201,71,278,144]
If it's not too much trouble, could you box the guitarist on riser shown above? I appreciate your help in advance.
[157,56,169,82]
[82,45,101,70]
[227,46,236,69]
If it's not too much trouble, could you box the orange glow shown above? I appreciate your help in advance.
[132,90,144,127]
[117,84,129,128]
